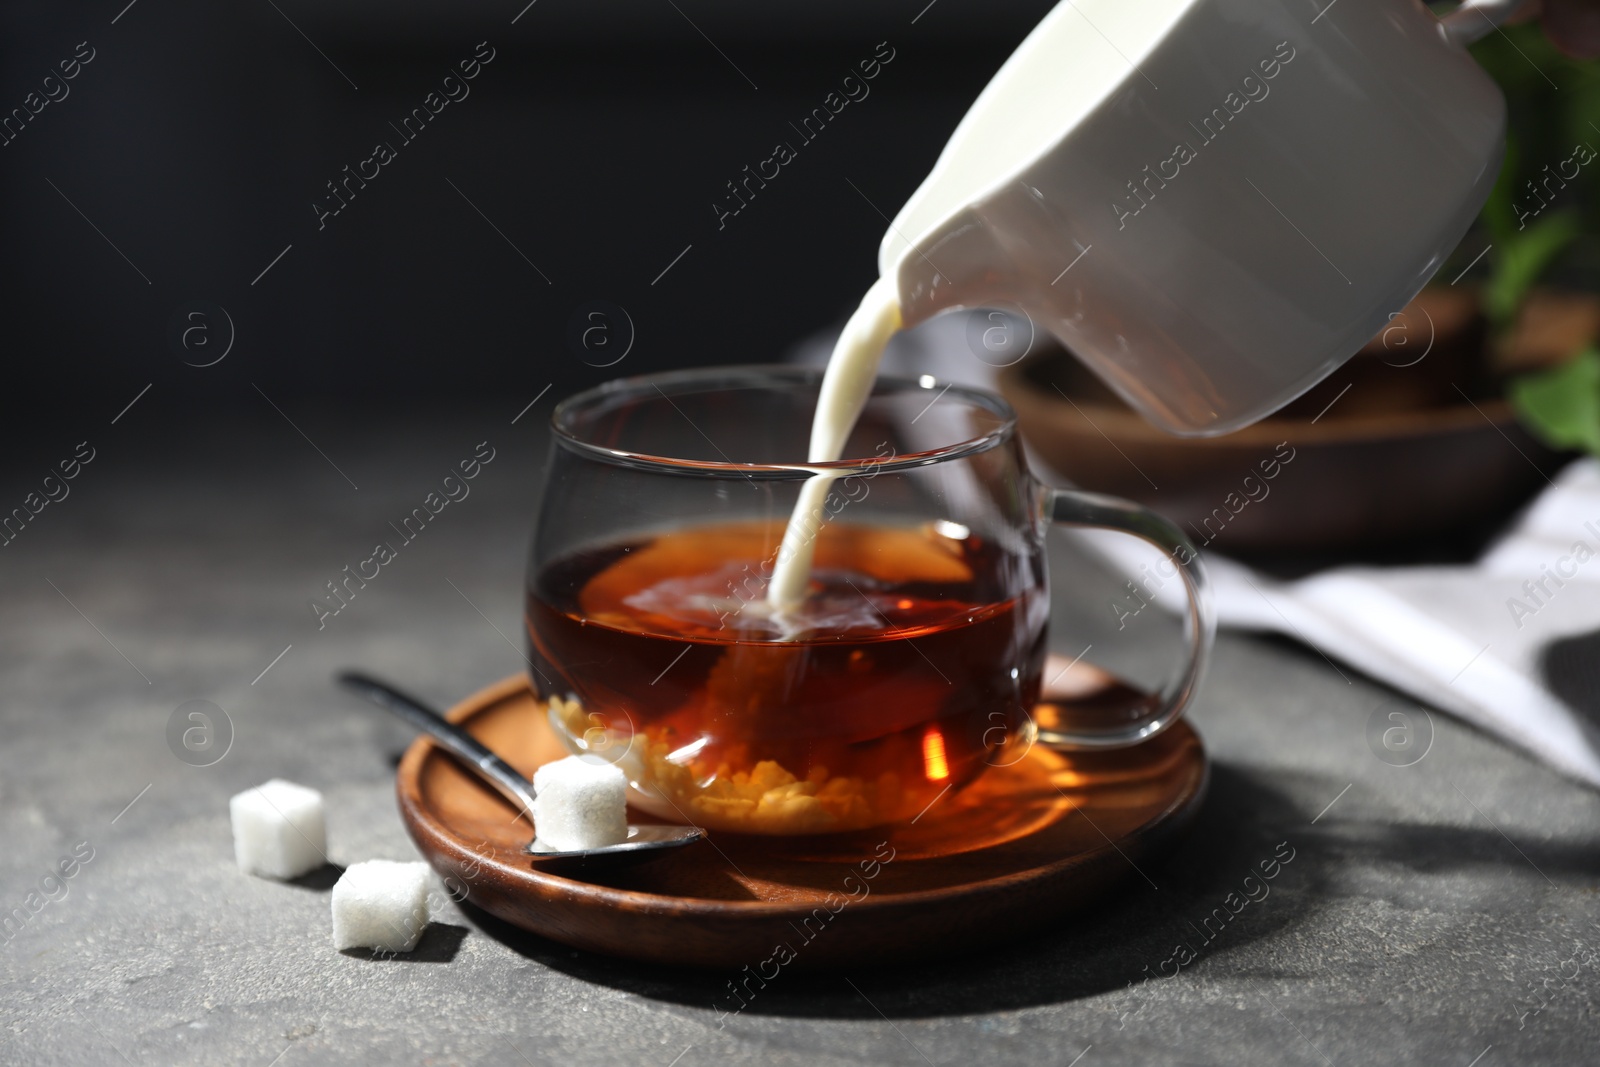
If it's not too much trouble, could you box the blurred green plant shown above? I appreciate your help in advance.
[1509,347,1600,456]
[1468,21,1600,454]
[1469,21,1600,331]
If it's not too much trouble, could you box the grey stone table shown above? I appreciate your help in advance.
[3,401,1597,1067]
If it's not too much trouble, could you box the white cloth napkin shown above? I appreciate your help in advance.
[1193,460,1600,788]
[791,316,1600,788]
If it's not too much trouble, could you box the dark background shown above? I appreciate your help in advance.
[0,0,1056,430]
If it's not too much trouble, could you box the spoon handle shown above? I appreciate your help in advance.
[338,671,539,820]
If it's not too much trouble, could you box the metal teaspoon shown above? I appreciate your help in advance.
[337,671,707,861]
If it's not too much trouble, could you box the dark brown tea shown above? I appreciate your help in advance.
[526,520,1047,834]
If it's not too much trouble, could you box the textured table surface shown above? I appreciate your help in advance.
[2,404,1596,1067]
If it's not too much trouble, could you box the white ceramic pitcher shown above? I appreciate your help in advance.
[881,0,1524,436]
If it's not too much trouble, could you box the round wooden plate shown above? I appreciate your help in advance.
[396,675,1208,971]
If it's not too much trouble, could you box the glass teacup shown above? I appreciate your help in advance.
[526,367,1210,835]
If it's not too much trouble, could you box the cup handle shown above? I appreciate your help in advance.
[1040,488,1214,750]
[1438,0,1526,47]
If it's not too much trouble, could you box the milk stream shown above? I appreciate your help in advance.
[766,276,902,613]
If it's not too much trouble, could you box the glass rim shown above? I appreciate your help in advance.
[549,364,1018,477]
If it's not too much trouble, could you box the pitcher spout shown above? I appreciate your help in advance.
[888,206,1032,332]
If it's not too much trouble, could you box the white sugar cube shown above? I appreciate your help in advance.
[532,755,629,852]
[331,860,432,953]
[229,778,327,880]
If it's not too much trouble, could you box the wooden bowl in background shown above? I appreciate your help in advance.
[1000,288,1581,556]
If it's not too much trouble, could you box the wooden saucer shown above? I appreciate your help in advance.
[396,675,1208,970]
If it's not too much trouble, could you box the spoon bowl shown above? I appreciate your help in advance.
[337,671,707,863]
